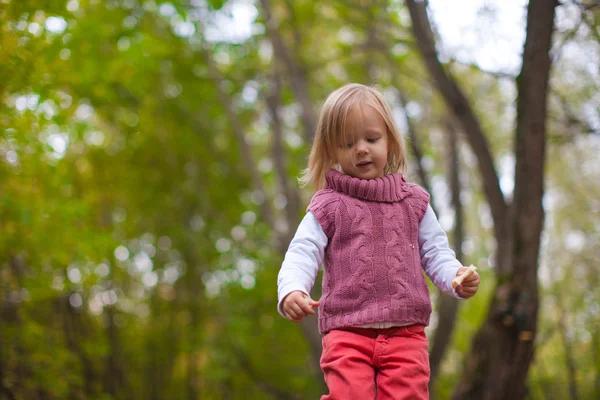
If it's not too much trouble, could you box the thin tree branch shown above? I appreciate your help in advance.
[265,71,301,248]
[378,50,437,213]
[201,48,276,230]
[405,0,508,245]
[283,0,303,52]
[364,1,379,81]
[447,58,517,80]
[259,0,317,143]
[552,91,600,136]
[412,60,598,140]
[396,89,438,211]
[582,10,600,43]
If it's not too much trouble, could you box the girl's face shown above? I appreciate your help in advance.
[334,105,389,180]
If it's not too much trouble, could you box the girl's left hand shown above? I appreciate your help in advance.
[455,266,480,299]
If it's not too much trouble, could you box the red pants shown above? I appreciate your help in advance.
[320,325,430,400]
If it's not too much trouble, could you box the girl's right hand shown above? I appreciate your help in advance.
[282,291,320,323]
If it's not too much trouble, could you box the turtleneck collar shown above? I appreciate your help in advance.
[324,169,411,202]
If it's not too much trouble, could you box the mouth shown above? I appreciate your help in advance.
[356,161,372,167]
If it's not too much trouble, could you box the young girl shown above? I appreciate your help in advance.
[277,83,480,399]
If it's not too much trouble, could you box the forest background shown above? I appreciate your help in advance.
[1,0,599,399]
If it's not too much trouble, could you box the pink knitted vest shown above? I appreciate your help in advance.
[308,169,431,333]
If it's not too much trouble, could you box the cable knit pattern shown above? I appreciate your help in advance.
[307,169,431,333]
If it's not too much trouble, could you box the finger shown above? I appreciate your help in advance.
[461,281,479,291]
[300,298,320,315]
[459,283,479,294]
[459,286,478,297]
[284,307,300,320]
[285,312,301,322]
[290,302,308,318]
[286,314,302,323]
[460,286,478,295]
[285,302,305,319]
[462,283,479,291]
[461,280,480,291]
[307,298,320,307]
[299,301,316,316]
[462,272,480,283]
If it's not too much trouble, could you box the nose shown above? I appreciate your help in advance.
[355,140,369,155]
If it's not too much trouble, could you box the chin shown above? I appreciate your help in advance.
[356,172,382,180]
[342,167,384,180]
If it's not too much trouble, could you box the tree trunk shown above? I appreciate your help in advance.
[186,272,200,400]
[1,255,24,400]
[558,310,579,400]
[146,293,161,400]
[58,294,96,399]
[405,0,559,398]
[454,0,557,397]
[594,319,600,399]
[429,118,463,391]
[182,223,207,400]
[104,305,123,399]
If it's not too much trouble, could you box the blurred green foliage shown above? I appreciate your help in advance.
[1,0,599,399]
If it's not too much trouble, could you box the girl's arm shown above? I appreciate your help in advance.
[418,205,464,299]
[277,212,327,317]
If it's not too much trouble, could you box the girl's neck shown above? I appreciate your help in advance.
[324,169,411,202]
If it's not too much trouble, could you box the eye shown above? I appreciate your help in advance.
[345,142,354,149]
[367,137,380,143]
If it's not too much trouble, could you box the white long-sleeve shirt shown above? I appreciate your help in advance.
[277,205,464,318]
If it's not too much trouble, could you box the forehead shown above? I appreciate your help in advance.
[345,105,387,134]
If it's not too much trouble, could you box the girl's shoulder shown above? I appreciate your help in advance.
[403,181,431,201]
[401,182,430,220]
[306,189,342,238]
[308,189,341,210]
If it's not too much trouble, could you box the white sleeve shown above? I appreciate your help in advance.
[418,205,464,299]
[277,211,328,317]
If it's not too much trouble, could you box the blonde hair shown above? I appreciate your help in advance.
[300,83,407,190]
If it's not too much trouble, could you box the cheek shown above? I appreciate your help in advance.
[332,149,342,163]
[385,143,393,157]
[336,149,351,162]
